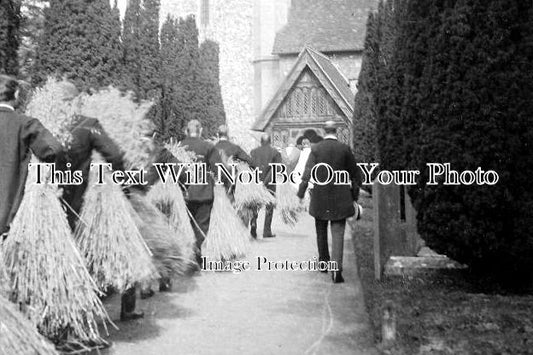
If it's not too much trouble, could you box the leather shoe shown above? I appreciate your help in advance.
[159,279,172,292]
[120,310,144,321]
[263,233,276,238]
[332,271,344,284]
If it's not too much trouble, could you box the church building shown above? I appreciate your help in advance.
[158,0,377,149]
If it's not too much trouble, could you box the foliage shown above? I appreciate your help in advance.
[18,0,48,80]
[32,0,123,91]
[371,0,533,277]
[200,40,226,138]
[151,15,225,142]
[352,12,378,165]
[122,0,161,100]
[0,0,20,75]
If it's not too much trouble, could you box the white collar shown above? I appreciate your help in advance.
[324,134,337,140]
[0,103,15,111]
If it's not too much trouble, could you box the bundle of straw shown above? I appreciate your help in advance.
[0,295,59,355]
[276,183,305,226]
[25,78,79,147]
[147,181,197,265]
[75,154,159,292]
[79,87,155,169]
[2,175,111,343]
[204,186,250,261]
[0,248,10,298]
[233,162,276,216]
[129,192,193,278]
[165,140,198,164]
[25,80,155,170]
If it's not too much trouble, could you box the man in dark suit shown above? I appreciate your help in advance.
[250,133,282,239]
[0,75,64,237]
[57,81,143,322]
[215,124,253,166]
[297,121,361,283]
[214,124,253,200]
[181,120,226,265]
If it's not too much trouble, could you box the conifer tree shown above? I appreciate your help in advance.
[122,0,161,100]
[32,0,123,91]
[0,0,20,75]
[200,40,226,138]
[172,15,207,140]
[372,0,533,278]
[150,15,181,142]
[408,0,533,277]
[18,0,48,80]
[352,12,378,165]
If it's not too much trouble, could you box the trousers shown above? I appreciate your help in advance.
[250,203,274,237]
[186,201,213,262]
[121,287,136,314]
[314,218,346,271]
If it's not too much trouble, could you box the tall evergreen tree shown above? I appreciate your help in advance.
[352,11,379,165]
[150,15,181,142]
[32,0,123,91]
[373,0,533,278]
[0,0,20,75]
[122,0,161,100]
[408,0,533,277]
[18,0,48,80]
[200,40,226,138]
[172,15,207,140]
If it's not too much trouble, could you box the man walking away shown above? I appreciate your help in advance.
[215,124,253,166]
[0,75,64,238]
[181,120,226,266]
[297,121,361,283]
[58,81,143,321]
[215,124,253,196]
[250,133,282,239]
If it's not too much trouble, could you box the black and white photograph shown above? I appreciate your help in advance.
[0,0,532,354]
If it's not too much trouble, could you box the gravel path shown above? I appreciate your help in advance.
[98,212,376,355]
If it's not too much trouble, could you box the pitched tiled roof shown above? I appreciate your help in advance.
[252,47,354,131]
[272,0,378,55]
[308,48,354,109]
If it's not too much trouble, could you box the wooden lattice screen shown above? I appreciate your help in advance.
[270,69,352,147]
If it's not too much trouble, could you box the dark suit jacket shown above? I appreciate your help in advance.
[181,136,224,203]
[297,137,361,220]
[214,139,253,166]
[130,145,186,194]
[0,107,64,234]
[62,116,125,227]
[250,144,282,192]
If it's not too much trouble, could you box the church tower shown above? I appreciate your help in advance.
[252,0,290,115]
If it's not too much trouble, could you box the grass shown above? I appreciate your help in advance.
[351,193,533,355]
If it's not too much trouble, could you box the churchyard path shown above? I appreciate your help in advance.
[97,211,377,355]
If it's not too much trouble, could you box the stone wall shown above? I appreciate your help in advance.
[206,0,256,151]
[253,0,290,117]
